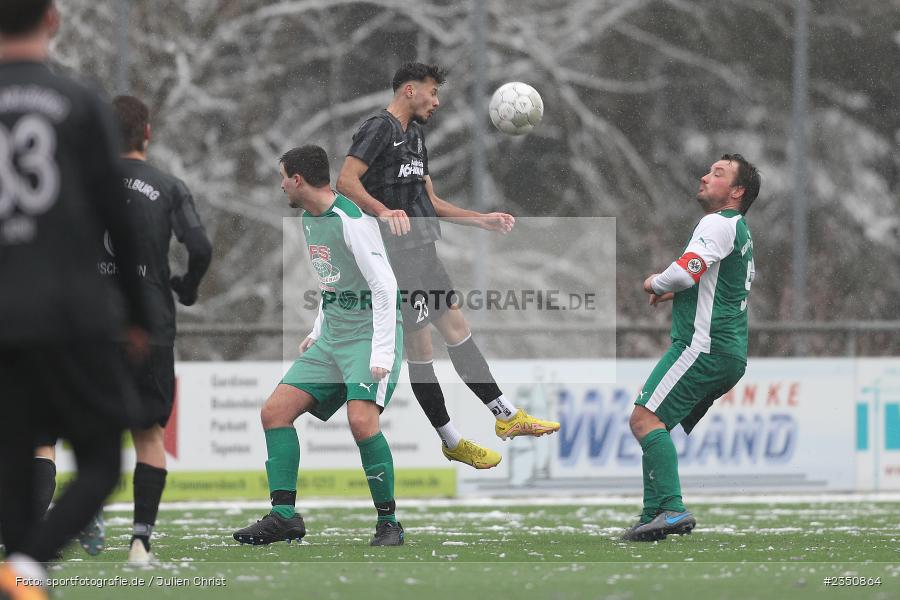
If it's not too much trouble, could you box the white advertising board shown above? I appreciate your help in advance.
[855,358,900,490]
[54,357,896,497]
[452,359,858,495]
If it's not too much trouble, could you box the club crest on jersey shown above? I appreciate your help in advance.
[309,244,329,261]
[309,244,340,286]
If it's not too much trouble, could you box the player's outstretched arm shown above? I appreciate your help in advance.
[337,156,409,236]
[425,176,514,233]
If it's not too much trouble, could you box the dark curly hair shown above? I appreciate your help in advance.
[391,62,447,92]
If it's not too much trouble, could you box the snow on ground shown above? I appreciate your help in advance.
[105,492,900,513]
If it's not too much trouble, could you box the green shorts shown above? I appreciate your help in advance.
[635,342,746,434]
[281,326,403,422]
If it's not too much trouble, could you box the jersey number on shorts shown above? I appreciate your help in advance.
[414,297,429,324]
[0,116,59,220]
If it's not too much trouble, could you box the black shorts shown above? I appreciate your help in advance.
[0,340,142,447]
[389,243,457,332]
[126,344,176,429]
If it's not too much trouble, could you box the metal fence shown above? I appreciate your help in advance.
[175,320,900,361]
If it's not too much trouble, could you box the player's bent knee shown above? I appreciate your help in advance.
[261,385,313,429]
[132,425,166,464]
[132,424,163,444]
[261,401,294,430]
[35,445,55,461]
[346,400,380,441]
[629,406,663,440]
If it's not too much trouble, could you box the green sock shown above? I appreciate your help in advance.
[357,432,397,523]
[640,452,659,523]
[264,427,299,519]
[640,428,686,515]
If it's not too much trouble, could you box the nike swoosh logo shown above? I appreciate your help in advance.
[665,513,691,525]
[393,140,405,146]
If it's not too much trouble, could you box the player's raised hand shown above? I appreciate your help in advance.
[480,212,515,233]
[298,336,316,354]
[377,208,410,236]
[643,274,660,294]
[371,366,389,381]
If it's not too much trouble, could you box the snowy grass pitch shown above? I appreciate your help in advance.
[47,495,899,599]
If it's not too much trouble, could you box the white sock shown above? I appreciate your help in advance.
[486,395,519,421]
[437,422,462,449]
[7,553,47,586]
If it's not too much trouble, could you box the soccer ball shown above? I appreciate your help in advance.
[489,82,543,136]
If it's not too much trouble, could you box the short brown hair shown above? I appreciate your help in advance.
[280,146,330,188]
[112,95,149,153]
[721,153,761,215]
[0,0,52,36]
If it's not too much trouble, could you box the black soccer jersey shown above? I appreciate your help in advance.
[0,60,147,342]
[347,110,441,251]
[98,159,211,346]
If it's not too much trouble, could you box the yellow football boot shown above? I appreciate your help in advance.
[441,439,501,469]
[495,410,560,440]
[0,562,48,600]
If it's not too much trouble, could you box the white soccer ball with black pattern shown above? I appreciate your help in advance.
[489,82,543,136]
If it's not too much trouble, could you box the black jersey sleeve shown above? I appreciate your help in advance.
[85,96,149,329]
[347,116,392,166]
[170,179,212,299]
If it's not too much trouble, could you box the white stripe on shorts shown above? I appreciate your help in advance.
[375,377,388,408]
[645,345,701,413]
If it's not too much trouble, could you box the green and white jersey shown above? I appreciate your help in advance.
[303,194,400,370]
[671,209,755,361]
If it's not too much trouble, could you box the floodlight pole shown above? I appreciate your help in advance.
[471,0,488,310]
[116,0,131,95]
[791,0,809,354]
